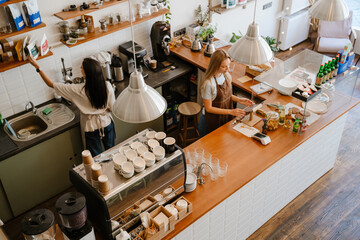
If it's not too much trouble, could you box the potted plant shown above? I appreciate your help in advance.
[195,5,209,27]
[198,24,217,43]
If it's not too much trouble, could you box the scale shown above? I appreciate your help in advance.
[251,132,271,145]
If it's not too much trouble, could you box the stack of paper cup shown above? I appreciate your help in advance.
[82,150,94,181]
[98,175,110,195]
[91,163,102,189]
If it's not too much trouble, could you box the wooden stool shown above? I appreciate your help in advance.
[178,102,201,147]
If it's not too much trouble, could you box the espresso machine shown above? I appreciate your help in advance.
[118,41,148,78]
[150,21,172,68]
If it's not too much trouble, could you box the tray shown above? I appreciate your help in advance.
[291,85,322,102]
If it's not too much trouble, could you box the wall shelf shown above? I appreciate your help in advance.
[210,0,254,14]
[0,0,26,7]
[0,50,53,73]
[54,0,128,20]
[0,22,46,40]
[61,8,170,48]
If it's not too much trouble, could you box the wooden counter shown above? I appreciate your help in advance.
[163,45,360,239]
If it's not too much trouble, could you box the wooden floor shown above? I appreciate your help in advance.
[248,41,360,240]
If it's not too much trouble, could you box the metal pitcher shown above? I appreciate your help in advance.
[191,35,202,52]
[204,38,216,57]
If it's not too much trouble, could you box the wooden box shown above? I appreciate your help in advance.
[135,196,157,211]
[146,206,176,240]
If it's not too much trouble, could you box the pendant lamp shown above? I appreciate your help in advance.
[228,0,273,66]
[309,0,349,21]
[113,0,167,123]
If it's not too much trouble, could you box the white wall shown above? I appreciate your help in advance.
[0,0,282,118]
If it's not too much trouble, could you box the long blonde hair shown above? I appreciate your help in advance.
[201,49,230,89]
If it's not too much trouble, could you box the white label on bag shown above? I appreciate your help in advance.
[18,21,24,28]
[33,17,40,24]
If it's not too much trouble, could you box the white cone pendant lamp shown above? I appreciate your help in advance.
[309,0,349,21]
[228,0,273,65]
[113,0,167,123]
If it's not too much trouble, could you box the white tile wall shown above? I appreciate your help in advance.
[172,113,348,240]
[0,17,163,118]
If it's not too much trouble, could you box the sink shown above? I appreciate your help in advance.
[4,103,75,142]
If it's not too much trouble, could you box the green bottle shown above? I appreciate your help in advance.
[0,113,3,126]
[326,60,332,82]
[334,54,340,77]
[322,62,328,84]
[316,64,324,86]
[293,116,300,133]
[331,58,336,79]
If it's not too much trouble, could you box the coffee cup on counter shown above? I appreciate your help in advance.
[150,59,157,69]
[98,175,110,194]
[133,157,145,173]
[163,137,176,154]
[125,149,137,162]
[155,132,166,146]
[143,151,156,167]
[147,139,160,150]
[113,153,127,171]
[120,162,134,178]
[146,130,156,140]
[82,150,94,181]
[91,163,102,189]
[153,146,165,161]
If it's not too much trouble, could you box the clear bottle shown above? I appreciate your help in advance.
[279,105,285,125]
[284,107,292,129]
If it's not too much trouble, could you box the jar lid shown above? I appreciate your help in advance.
[21,209,54,235]
[266,111,279,119]
[56,192,86,215]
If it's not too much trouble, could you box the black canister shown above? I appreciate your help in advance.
[56,192,87,230]
[21,209,56,240]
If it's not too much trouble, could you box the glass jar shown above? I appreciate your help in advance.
[58,21,69,33]
[99,19,107,31]
[266,111,279,131]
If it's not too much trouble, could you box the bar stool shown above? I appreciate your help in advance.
[178,102,201,147]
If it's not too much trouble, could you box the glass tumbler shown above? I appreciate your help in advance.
[195,147,204,159]
[202,152,212,176]
[210,157,219,181]
[218,162,228,178]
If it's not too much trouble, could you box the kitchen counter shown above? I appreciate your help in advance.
[0,56,194,162]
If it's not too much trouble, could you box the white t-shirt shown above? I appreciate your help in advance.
[201,74,226,101]
[53,81,115,132]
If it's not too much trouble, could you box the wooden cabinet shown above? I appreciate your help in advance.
[0,127,82,218]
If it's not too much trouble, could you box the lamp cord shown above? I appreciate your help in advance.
[128,0,138,72]
[253,0,257,24]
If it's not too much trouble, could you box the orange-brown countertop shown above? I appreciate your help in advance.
[164,45,360,239]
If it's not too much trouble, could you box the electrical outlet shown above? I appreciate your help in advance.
[263,2,272,10]
[174,28,186,37]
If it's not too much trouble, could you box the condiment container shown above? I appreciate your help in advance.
[55,192,87,230]
[266,111,279,131]
[21,209,56,240]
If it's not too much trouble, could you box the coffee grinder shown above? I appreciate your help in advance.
[118,41,148,78]
[150,21,172,68]
[56,192,96,240]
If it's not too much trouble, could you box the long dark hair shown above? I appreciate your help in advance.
[82,58,108,109]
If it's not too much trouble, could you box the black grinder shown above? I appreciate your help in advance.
[150,21,172,67]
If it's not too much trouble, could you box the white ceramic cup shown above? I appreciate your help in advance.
[146,130,156,139]
[137,145,148,156]
[133,157,145,173]
[113,153,127,170]
[130,141,143,150]
[143,151,156,167]
[155,132,166,146]
[165,204,179,220]
[121,162,134,178]
[118,146,131,155]
[153,145,165,161]
[147,139,160,150]
[125,149,137,162]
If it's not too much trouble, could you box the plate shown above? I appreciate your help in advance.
[302,99,328,114]
[66,39,77,45]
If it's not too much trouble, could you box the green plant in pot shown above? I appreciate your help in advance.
[198,24,217,43]
[195,5,209,27]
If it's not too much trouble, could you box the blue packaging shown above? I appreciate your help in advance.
[23,0,41,27]
[338,54,355,74]
[6,4,25,31]
[0,0,7,5]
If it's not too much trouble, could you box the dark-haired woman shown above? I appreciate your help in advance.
[28,56,115,157]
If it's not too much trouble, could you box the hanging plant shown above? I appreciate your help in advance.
[163,0,172,24]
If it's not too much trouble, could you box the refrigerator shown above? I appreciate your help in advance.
[278,0,311,51]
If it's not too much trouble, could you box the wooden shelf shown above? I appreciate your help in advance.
[0,22,46,40]
[210,0,254,14]
[54,0,128,20]
[0,0,26,7]
[0,50,53,73]
[61,8,170,48]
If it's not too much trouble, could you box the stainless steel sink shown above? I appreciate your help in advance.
[4,103,75,142]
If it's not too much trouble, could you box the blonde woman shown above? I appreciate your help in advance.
[201,49,253,132]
